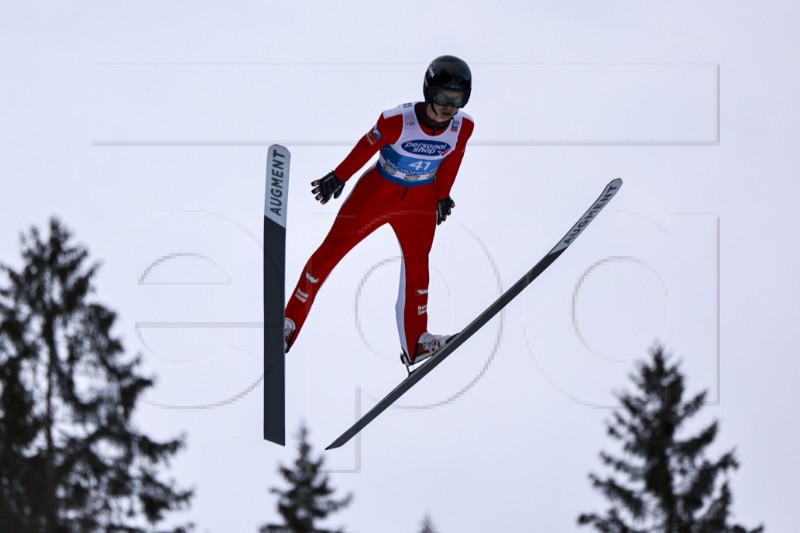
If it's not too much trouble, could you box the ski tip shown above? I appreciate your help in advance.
[265,145,291,226]
[268,143,289,153]
[601,178,623,200]
[325,442,341,451]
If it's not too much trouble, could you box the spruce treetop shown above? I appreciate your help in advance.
[578,346,763,533]
[262,423,352,533]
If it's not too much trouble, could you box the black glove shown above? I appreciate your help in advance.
[436,196,455,225]
[311,171,345,204]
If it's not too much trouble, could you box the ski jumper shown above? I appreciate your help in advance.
[285,102,475,356]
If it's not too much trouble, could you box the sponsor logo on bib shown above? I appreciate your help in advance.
[401,140,451,156]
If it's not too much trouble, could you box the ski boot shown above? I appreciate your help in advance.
[400,332,452,374]
[284,317,296,353]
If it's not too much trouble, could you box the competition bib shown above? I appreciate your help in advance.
[376,103,464,187]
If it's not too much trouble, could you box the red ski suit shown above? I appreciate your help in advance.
[285,102,475,356]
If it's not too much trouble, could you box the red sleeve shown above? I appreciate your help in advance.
[333,112,402,181]
[435,116,475,200]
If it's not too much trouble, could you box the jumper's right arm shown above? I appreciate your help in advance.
[333,113,401,181]
[312,112,401,204]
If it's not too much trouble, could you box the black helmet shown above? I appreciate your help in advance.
[423,55,472,108]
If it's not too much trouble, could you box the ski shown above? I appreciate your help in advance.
[264,144,291,445]
[326,178,623,450]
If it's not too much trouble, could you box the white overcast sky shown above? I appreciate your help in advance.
[2,1,798,532]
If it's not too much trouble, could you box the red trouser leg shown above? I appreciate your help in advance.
[285,167,438,356]
[284,170,387,350]
[389,187,437,358]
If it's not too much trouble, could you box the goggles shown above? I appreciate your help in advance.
[429,87,468,108]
